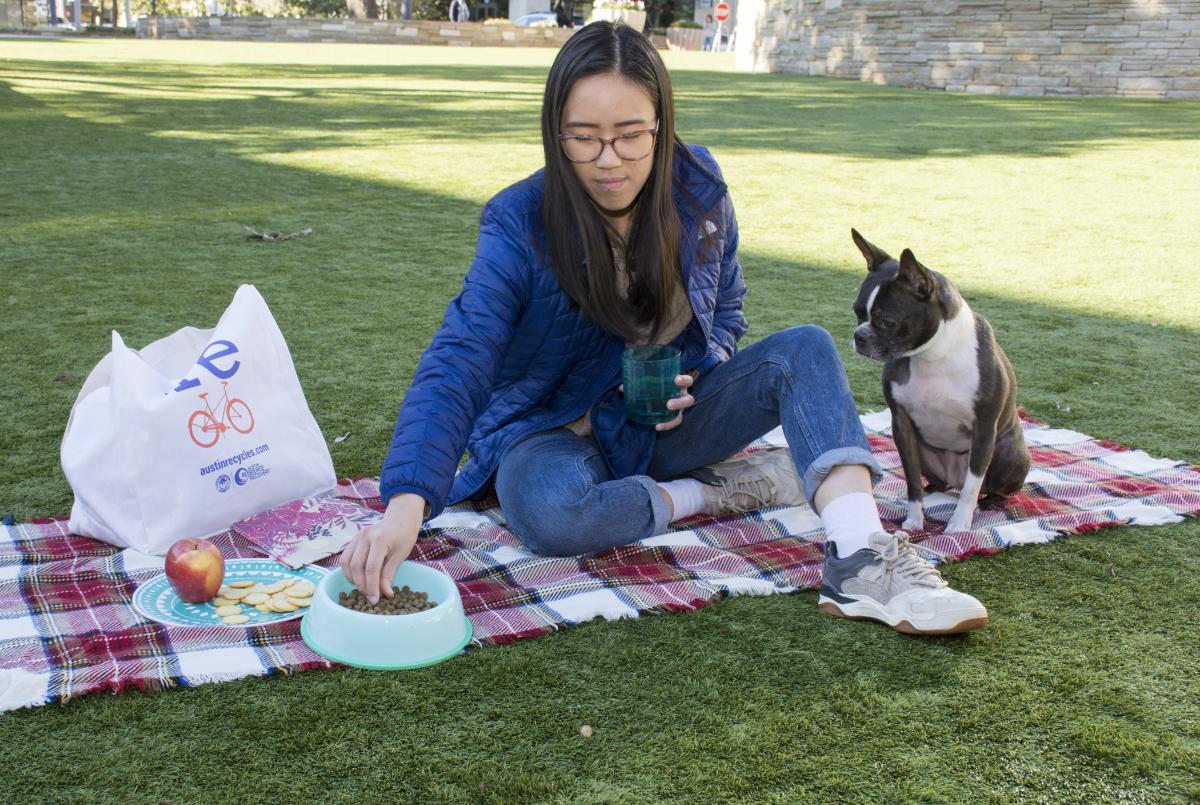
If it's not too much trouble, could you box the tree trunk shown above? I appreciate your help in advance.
[346,0,381,18]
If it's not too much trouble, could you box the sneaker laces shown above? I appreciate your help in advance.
[714,472,775,512]
[711,452,786,512]
[879,532,947,589]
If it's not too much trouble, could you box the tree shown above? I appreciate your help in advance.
[412,0,448,19]
[132,0,200,15]
[345,0,379,16]
[285,0,348,14]
[645,0,691,28]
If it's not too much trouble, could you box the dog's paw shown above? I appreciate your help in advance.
[901,502,925,532]
[979,494,1008,510]
[945,512,976,533]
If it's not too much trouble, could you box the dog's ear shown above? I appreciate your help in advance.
[851,228,892,273]
[898,249,934,299]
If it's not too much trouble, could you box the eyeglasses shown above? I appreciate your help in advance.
[557,122,659,164]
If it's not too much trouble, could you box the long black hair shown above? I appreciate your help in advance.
[541,21,684,343]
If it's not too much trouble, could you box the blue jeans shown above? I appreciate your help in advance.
[494,326,883,556]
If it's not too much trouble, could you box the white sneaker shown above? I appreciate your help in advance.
[695,447,805,514]
[818,530,988,635]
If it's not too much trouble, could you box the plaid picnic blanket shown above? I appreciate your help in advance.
[3,413,1198,713]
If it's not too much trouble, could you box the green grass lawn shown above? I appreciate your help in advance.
[2,39,1199,803]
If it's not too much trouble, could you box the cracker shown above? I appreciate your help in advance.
[271,599,298,612]
[214,605,243,617]
[243,593,268,605]
[277,578,296,590]
[288,582,316,597]
[211,597,238,607]
[288,597,313,608]
[229,580,255,589]
[223,588,249,601]
[222,614,250,625]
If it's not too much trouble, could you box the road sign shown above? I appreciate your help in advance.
[715,1,730,22]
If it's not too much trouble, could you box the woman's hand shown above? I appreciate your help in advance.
[339,492,426,604]
[655,372,695,432]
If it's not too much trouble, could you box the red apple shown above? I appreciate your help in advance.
[165,538,225,603]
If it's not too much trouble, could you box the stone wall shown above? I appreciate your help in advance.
[734,0,1200,98]
[137,16,578,46]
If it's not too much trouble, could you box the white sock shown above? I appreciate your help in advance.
[819,492,883,557]
[659,479,708,521]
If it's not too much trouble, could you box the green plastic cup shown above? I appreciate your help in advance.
[622,344,681,425]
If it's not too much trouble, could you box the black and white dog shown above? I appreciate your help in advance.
[850,229,1031,533]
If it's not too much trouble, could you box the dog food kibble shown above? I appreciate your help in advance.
[338,585,437,615]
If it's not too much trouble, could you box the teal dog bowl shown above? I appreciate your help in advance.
[300,562,472,670]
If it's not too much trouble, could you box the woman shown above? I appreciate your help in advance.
[342,22,988,636]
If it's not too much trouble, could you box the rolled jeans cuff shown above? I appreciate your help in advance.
[802,446,884,509]
[636,475,673,536]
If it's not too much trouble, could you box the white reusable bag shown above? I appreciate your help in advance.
[61,285,337,554]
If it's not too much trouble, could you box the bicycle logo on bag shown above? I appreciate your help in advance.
[173,338,255,449]
[188,380,255,448]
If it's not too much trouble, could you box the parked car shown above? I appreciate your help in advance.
[511,9,582,26]
[513,11,558,25]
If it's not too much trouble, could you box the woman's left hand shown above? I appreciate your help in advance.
[655,373,695,432]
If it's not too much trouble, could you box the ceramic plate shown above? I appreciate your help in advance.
[132,559,328,628]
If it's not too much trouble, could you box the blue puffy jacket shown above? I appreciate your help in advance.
[380,144,748,517]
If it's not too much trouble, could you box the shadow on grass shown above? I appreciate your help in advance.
[1,61,1199,804]
[4,56,1200,159]
[745,254,1200,467]
[0,66,1197,523]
